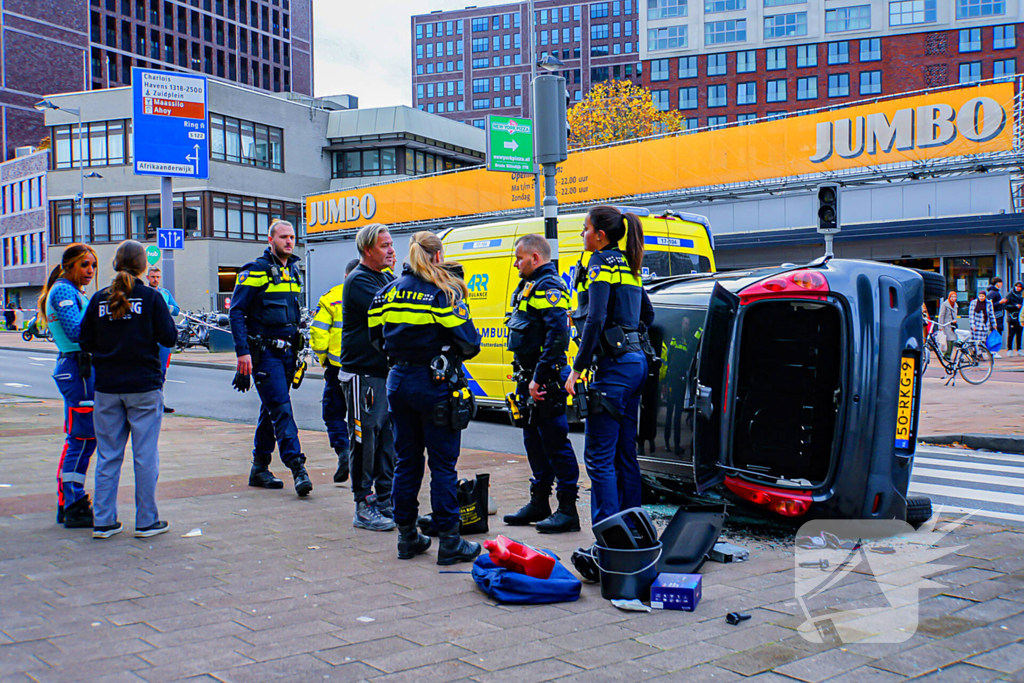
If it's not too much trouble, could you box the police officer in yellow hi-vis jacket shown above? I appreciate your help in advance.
[310,259,360,484]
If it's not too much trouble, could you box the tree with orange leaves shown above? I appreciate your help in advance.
[568,80,684,149]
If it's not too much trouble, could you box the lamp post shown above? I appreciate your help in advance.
[34,100,85,239]
[533,53,568,269]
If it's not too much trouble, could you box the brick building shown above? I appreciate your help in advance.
[640,0,1024,128]
[0,148,49,317]
[1,0,313,162]
[411,0,643,128]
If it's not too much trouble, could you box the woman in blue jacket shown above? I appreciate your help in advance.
[38,243,98,528]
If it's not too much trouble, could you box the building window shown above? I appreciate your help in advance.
[860,70,881,94]
[959,61,982,83]
[591,24,609,39]
[828,73,850,97]
[766,79,786,102]
[828,41,849,64]
[679,86,698,109]
[766,47,786,70]
[994,25,1015,49]
[647,0,687,19]
[736,50,756,73]
[51,120,129,169]
[704,0,745,11]
[797,44,816,67]
[651,58,670,81]
[826,5,870,32]
[860,38,881,61]
[737,113,757,124]
[652,89,670,111]
[707,53,727,76]
[332,148,399,179]
[592,2,610,17]
[705,19,745,44]
[708,115,727,128]
[994,58,1016,81]
[471,17,487,31]
[737,81,756,105]
[684,118,699,130]
[209,115,283,171]
[957,0,1004,18]
[708,84,727,107]
[678,55,697,78]
[959,28,981,52]
[797,76,817,100]
[472,78,489,93]
[764,0,805,5]
[889,0,936,26]
[648,25,687,50]
[764,12,806,39]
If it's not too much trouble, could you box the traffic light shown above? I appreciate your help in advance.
[817,183,840,233]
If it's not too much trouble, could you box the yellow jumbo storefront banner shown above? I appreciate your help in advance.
[306,83,1016,234]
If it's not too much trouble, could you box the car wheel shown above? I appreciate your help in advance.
[913,269,947,302]
[906,496,932,528]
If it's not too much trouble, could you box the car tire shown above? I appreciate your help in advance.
[906,496,932,528]
[913,269,947,302]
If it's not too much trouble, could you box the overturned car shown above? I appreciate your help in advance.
[639,258,935,525]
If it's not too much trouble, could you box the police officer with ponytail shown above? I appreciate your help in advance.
[565,206,654,524]
[368,231,483,565]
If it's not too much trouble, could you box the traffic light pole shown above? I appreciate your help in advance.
[533,73,568,270]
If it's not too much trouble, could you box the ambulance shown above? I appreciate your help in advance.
[438,208,716,408]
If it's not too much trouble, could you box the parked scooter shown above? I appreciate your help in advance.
[21,315,53,343]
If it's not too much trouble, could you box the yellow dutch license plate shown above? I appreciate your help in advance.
[894,356,916,449]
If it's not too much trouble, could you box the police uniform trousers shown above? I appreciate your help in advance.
[321,365,350,460]
[520,366,578,492]
[253,346,304,468]
[53,354,96,509]
[584,351,647,524]
[386,365,462,531]
[343,373,395,505]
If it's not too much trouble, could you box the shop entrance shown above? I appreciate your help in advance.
[944,256,996,317]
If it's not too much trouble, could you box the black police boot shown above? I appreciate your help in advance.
[289,459,313,497]
[502,483,552,526]
[536,486,582,534]
[63,495,94,529]
[397,524,431,560]
[437,521,481,566]
[249,465,284,489]
[333,453,349,484]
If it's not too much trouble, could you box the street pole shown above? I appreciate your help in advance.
[528,0,541,218]
[533,72,568,270]
[77,112,84,241]
[160,176,175,297]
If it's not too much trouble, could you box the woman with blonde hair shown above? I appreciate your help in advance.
[368,231,482,564]
[38,243,98,528]
[80,240,178,539]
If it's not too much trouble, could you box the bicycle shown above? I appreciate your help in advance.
[922,326,993,385]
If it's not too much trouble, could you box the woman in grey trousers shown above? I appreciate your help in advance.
[938,291,959,359]
[80,240,178,539]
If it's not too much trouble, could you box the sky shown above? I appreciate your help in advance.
[312,0,508,108]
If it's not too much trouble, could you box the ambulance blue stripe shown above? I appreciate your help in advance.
[645,236,694,248]
[461,365,487,398]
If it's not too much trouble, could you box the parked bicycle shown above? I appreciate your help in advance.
[175,310,229,352]
[923,326,993,385]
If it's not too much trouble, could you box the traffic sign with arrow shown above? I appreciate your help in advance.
[486,115,534,173]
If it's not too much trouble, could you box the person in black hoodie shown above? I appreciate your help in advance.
[80,240,177,539]
[1005,282,1024,356]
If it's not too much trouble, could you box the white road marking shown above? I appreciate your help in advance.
[28,356,55,362]
[910,482,1024,508]
[912,467,1024,489]
[29,363,44,367]
[165,379,185,384]
[3,382,29,388]
[936,505,1024,525]
[916,456,1024,476]
[916,447,1024,464]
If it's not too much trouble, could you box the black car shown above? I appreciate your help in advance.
[639,257,936,524]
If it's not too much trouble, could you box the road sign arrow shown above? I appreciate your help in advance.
[504,140,519,151]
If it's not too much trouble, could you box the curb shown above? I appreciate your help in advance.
[921,434,1024,455]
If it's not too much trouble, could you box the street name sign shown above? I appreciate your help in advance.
[486,115,534,173]
[157,228,185,250]
[132,68,209,179]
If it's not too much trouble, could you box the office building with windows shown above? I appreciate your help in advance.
[641,0,1024,128]
[411,1,644,128]
[0,148,49,314]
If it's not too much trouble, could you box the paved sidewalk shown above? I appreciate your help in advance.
[4,395,1024,682]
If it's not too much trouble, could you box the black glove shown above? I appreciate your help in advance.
[232,371,251,393]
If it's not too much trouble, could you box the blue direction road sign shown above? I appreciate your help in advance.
[157,228,185,250]
[132,68,208,179]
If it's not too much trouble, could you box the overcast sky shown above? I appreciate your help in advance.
[312,0,510,108]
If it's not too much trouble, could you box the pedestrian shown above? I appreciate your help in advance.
[80,240,177,539]
[1004,282,1024,356]
[229,219,312,497]
[970,290,996,355]
[502,233,580,534]
[3,305,14,331]
[146,266,180,414]
[37,243,98,528]
[565,205,654,525]
[939,291,958,360]
[310,258,360,484]
[369,231,483,563]
[340,224,398,531]
[986,277,1006,358]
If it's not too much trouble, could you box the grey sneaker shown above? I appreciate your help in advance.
[353,501,396,531]
[368,494,394,519]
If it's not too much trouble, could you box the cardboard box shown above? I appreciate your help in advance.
[650,573,702,611]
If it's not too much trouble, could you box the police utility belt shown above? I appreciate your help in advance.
[504,359,567,427]
[419,352,477,432]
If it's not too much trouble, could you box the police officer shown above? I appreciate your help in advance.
[311,258,360,484]
[566,206,654,524]
[368,231,483,565]
[503,234,580,533]
[229,219,312,497]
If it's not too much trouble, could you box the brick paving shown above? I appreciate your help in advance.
[4,395,1024,682]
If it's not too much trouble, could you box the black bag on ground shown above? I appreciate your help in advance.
[418,473,490,536]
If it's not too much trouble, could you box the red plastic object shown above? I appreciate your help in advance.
[739,269,830,305]
[483,536,556,579]
[724,476,812,518]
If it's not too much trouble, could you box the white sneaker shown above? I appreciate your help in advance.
[994,352,1003,359]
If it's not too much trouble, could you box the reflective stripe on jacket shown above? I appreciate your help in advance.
[311,283,344,367]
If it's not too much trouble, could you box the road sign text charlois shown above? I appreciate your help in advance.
[132,68,209,179]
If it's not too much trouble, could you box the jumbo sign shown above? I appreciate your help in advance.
[306,83,1015,234]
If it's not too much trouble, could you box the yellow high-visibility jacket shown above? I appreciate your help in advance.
[310,283,344,367]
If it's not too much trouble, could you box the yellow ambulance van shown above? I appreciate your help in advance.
[438,208,715,407]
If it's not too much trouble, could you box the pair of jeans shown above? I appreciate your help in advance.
[387,366,462,531]
[252,346,303,469]
[584,352,647,524]
[53,355,96,509]
[92,389,164,528]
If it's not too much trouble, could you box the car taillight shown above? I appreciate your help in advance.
[725,476,812,517]
[739,269,829,304]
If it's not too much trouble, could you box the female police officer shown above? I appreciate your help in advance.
[368,231,483,565]
[566,206,654,525]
